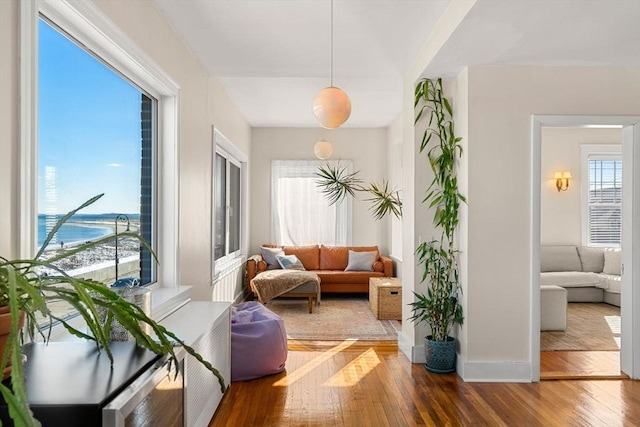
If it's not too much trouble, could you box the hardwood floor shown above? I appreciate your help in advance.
[210,341,640,426]
[541,350,625,380]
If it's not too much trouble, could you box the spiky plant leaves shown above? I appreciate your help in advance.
[0,194,227,426]
[315,163,402,220]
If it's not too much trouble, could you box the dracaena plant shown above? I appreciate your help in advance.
[409,77,465,342]
[0,194,226,427]
[315,162,402,220]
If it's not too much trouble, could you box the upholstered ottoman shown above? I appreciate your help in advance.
[230,301,288,381]
[541,285,568,331]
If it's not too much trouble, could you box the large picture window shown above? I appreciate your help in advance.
[581,145,622,246]
[38,17,156,288]
[271,160,351,246]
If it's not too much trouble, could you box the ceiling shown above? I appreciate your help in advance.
[151,0,640,129]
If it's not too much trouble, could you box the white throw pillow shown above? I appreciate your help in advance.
[261,246,284,268]
[345,250,377,272]
[603,249,622,276]
[276,254,306,270]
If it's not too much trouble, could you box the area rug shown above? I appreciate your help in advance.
[541,303,620,351]
[265,294,401,341]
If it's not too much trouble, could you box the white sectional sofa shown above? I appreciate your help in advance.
[540,245,622,307]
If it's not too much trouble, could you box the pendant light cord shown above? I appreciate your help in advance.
[330,0,334,87]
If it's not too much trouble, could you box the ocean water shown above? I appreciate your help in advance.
[38,213,140,247]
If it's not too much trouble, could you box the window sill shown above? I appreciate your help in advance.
[151,285,191,321]
[37,285,191,343]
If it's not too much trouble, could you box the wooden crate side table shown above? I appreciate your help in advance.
[369,277,402,320]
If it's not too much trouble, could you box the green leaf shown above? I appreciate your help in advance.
[412,78,465,340]
[0,195,228,426]
[35,193,104,259]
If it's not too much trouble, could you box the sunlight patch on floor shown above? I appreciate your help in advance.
[273,339,357,387]
[605,315,621,349]
[323,348,380,387]
[605,315,621,334]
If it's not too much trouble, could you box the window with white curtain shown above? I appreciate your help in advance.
[271,160,351,246]
[581,145,622,246]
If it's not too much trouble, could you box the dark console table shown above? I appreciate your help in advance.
[0,341,160,426]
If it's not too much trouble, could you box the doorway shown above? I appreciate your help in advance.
[531,115,640,382]
[539,126,622,378]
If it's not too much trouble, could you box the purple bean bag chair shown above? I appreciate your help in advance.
[231,301,288,381]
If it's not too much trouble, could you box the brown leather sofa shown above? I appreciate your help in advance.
[246,245,394,294]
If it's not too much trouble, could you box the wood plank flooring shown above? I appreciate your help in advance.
[209,341,640,426]
[541,350,624,380]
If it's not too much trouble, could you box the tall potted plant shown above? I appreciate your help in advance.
[0,194,226,426]
[409,78,465,373]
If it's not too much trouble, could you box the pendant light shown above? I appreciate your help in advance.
[312,0,351,129]
[314,139,333,159]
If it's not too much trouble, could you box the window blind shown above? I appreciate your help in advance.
[588,159,622,245]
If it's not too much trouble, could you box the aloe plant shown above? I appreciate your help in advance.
[409,78,465,342]
[315,162,402,220]
[0,194,226,427]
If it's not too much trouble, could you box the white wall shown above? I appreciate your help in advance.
[387,114,403,263]
[461,66,640,379]
[1,0,251,302]
[451,68,470,371]
[541,127,622,245]
[398,0,476,365]
[249,127,389,256]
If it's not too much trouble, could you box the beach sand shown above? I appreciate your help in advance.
[40,236,141,272]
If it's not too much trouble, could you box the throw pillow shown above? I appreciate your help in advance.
[345,250,376,272]
[261,246,284,269]
[603,249,622,275]
[276,254,306,270]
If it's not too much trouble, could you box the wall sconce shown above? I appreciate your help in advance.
[554,171,572,192]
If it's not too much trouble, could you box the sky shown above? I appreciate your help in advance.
[38,19,142,215]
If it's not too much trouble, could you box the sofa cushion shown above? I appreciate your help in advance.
[373,261,384,272]
[283,245,320,270]
[276,254,305,270]
[540,271,601,287]
[261,246,284,269]
[319,245,379,270]
[540,246,581,272]
[598,274,621,293]
[603,249,622,275]
[345,250,376,271]
[312,270,384,285]
[577,246,604,273]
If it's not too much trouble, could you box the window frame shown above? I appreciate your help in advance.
[21,0,180,292]
[37,16,158,286]
[581,144,623,247]
[212,127,247,279]
[214,149,242,261]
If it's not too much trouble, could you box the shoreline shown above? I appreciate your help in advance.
[39,220,141,253]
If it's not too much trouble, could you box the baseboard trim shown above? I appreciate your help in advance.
[399,334,533,382]
[398,332,426,363]
[460,360,532,382]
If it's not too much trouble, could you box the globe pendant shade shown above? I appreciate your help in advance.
[312,86,351,129]
[313,139,333,160]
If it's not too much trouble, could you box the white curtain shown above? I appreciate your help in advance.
[271,160,351,246]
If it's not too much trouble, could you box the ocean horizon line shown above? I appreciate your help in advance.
[38,213,141,217]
